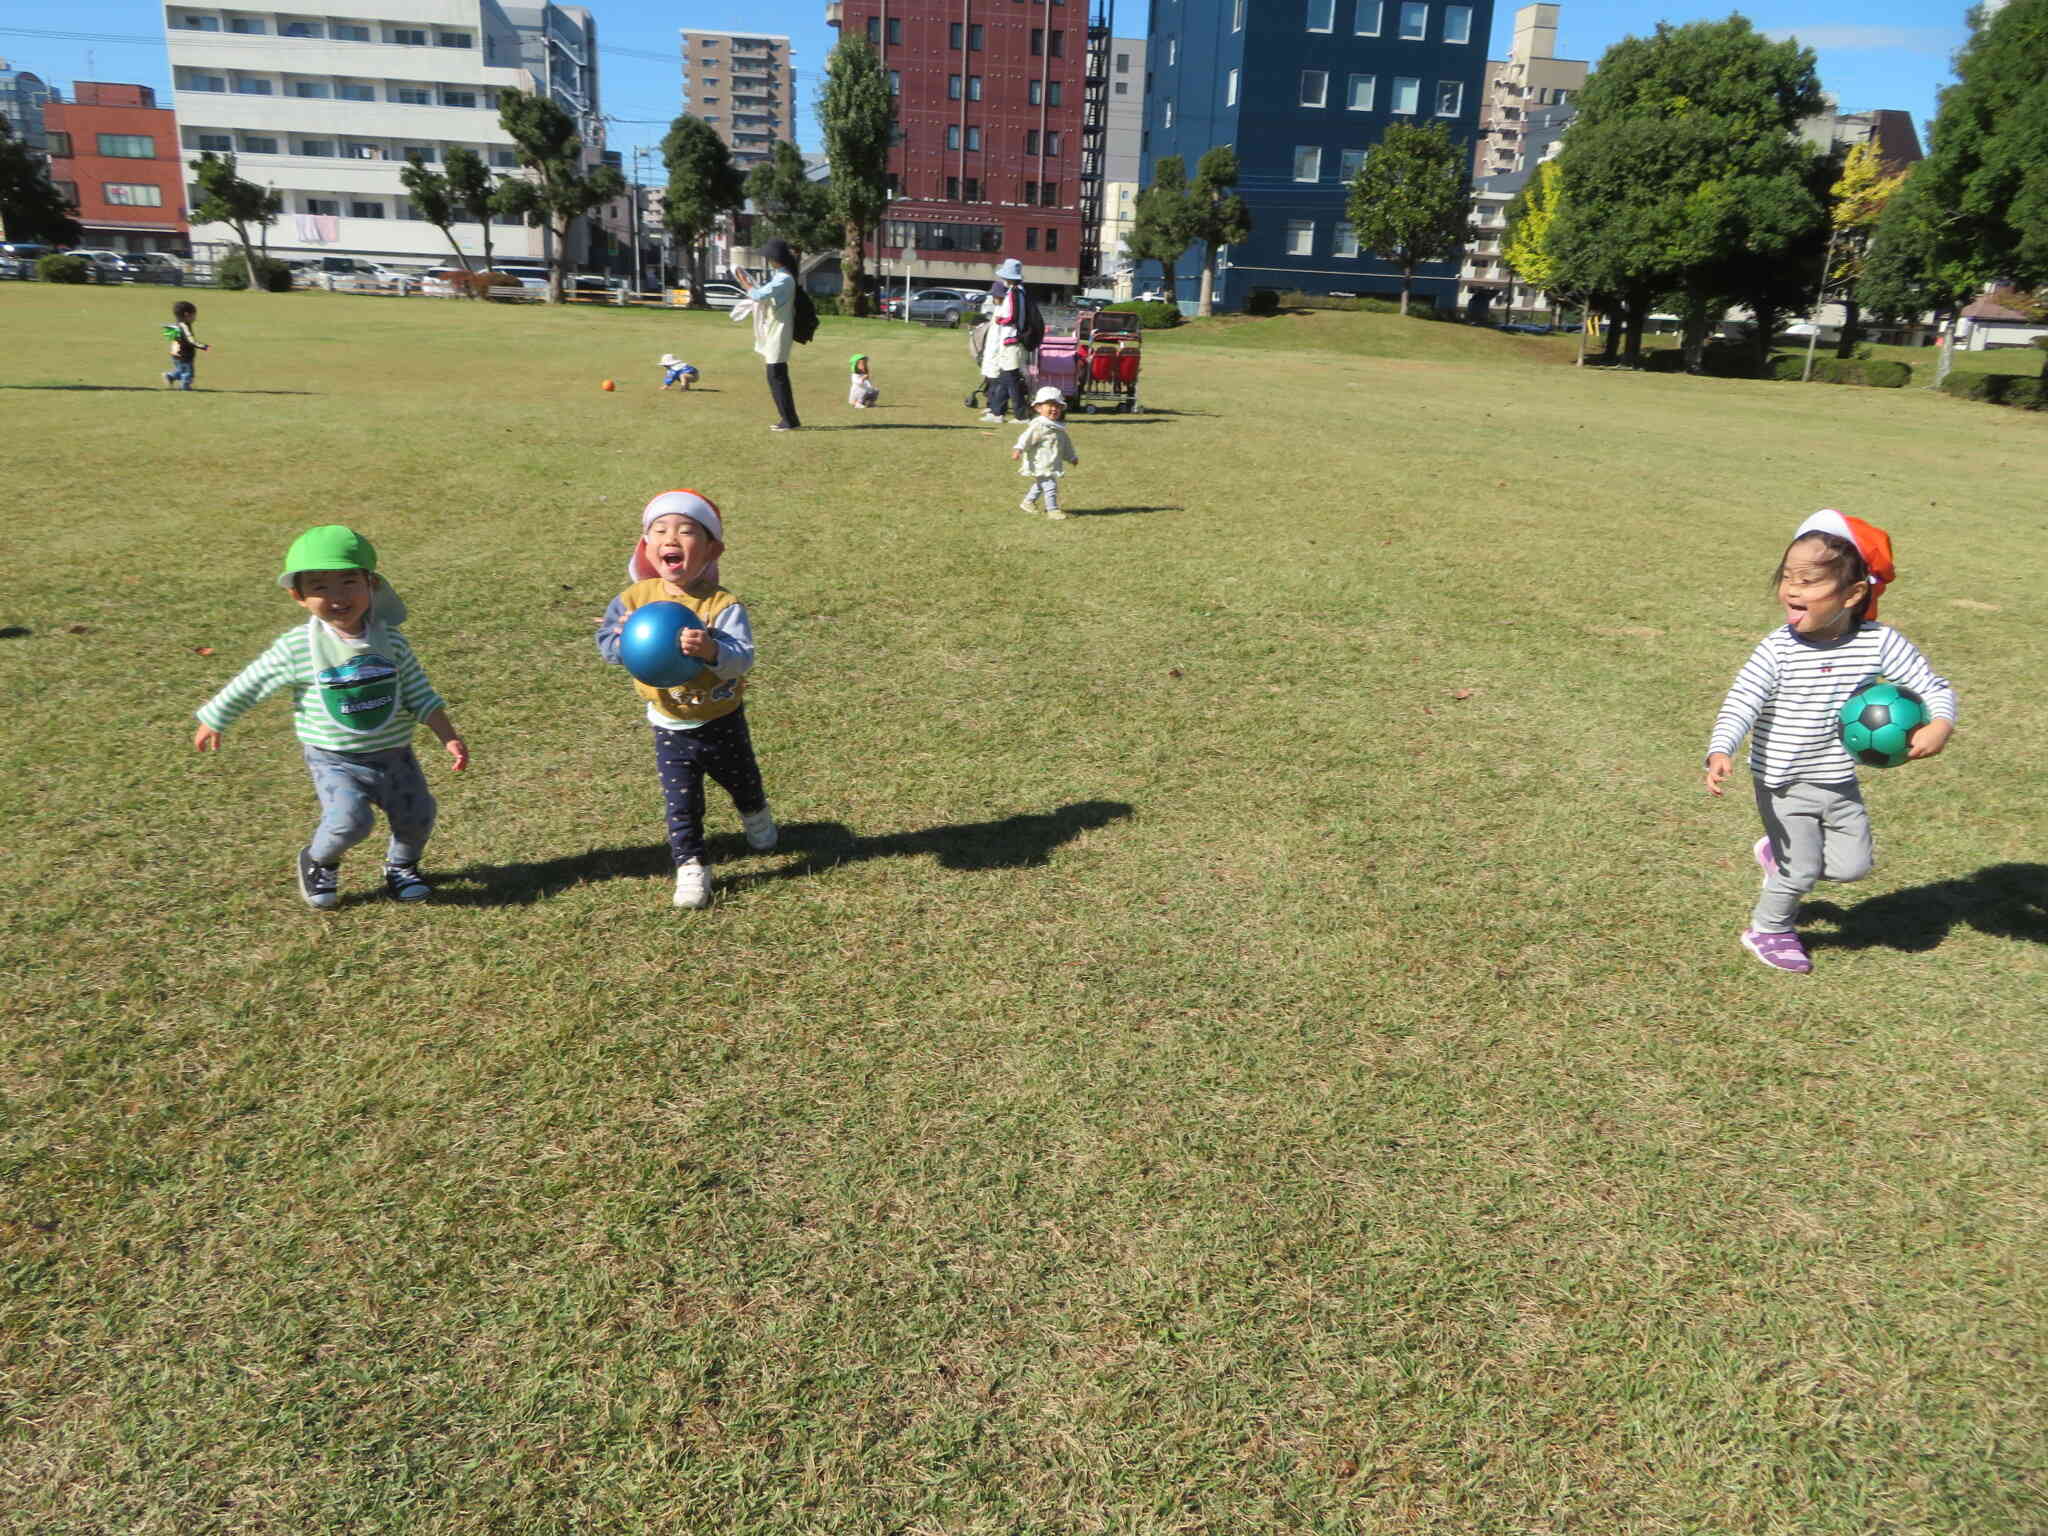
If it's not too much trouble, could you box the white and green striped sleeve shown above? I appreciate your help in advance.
[195,631,305,733]
[392,633,446,721]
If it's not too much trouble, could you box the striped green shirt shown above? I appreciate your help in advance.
[197,619,446,753]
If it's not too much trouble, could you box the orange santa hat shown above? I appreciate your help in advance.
[1794,509,1894,618]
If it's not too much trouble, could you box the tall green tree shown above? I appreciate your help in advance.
[1126,154,1195,301]
[661,115,746,308]
[746,140,837,263]
[0,116,80,246]
[817,36,893,318]
[1546,17,1825,369]
[1189,146,1252,316]
[443,146,513,277]
[1346,121,1469,315]
[187,150,283,289]
[494,87,623,304]
[399,157,475,279]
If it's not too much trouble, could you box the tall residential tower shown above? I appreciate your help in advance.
[681,31,798,171]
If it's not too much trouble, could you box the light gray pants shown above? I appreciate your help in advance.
[304,744,436,867]
[1022,476,1060,512]
[1752,778,1873,932]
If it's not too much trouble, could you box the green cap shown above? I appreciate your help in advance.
[278,525,377,587]
[849,353,867,369]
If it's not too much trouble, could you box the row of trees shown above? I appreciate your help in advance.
[1500,1,2046,371]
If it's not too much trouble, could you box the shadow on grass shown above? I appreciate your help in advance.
[1,383,320,395]
[804,422,986,432]
[431,798,1135,906]
[1802,863,2048,952]
[1067,416,1167,427]
[1069,505,1180,517]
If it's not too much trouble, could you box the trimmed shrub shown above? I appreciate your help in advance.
[1766,355,1910,388]
[1938,371,2047,410]
[1244,288,1281,316]
[216,248,293,292]
[1104,299,1181,329]
[36,253,90,284]
[1275,290,1446,318]
[1644,340,1766,378]
[808,293,843,316]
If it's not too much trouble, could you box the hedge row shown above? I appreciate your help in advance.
[1102,300,1182,329]
[1765,355,1910,388]
[35,253,90,284]
[1272,290,1449,319]
[1938,370,2047,410]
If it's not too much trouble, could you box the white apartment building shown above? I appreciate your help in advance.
[166,0,601,266]
[1097,36,1143,295]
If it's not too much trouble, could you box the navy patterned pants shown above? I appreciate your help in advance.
[303,744,436,866]
[652,708,767,865]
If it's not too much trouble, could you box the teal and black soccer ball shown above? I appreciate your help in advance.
[1839,682,1928,768]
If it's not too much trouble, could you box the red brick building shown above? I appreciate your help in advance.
[828,0,1108,291]
[43,84,188,257]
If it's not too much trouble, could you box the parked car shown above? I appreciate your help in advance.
[491,264,553,294]
[569,272,624,297]
[0,250,28,280]
[881,286,982,324]
[419,265,524,296]
[690,280,745,310]
[1072,294,1111,312]
[72,248,144,281]
[129,251,187,284]
[1133,289,1170,304]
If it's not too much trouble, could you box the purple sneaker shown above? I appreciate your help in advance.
[1753,836,1777,877]
[1740,928,1811,974]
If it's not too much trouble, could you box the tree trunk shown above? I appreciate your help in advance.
[688,238,708,309]
[1749,296,1782,376]
[544,215,568,304]
[1680,299,1716,374]
[1833,298,1861,359]
[1197,258,1214,317]
[1398,260,1414,316]
[1159,258,1177,302]
[1622,295,1646,368]
[231,226,262,293]
[842,217,867,317]
[1600,306,1621,363]
[481,220,495,280]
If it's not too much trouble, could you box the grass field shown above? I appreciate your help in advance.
[3,285,2045,1534]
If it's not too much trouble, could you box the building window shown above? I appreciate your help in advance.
[393,86,431,104]
[1116,51,1130,71]
[866,17,879,43]
[1444,4,1472,43]
[228,16,266,32]
[1030,80,1043,106]
[1025,226,1039,251]
[104,183,165,206]
[441,89,478,108]
[1392,77,1420,114]
[306,197,340,216]
[45,131,72,157]
[968,76,983,100]
[195,133,231,153]
[1045,131,1060,154]
[967,125,982,150]
[1166,36,1177,64]
[234,77,274,95]
[1286,219,1314,255]
[888,71,901,95]
[1049,81,1063,105]
[1436,80,1463,116]
[282,21,324,38]
[1051,30,1064,57]
[350,200,384,218]
[1334,221,1359,257]
[97,133,157,158]
[1340,147,1366,180]
[1347,74,1376,110]
[947,176,960,199]
[179,71,227,92]
[180,14,219,29]
[1301,70,1328,107]
[55,181,78,206]
[1158,96,1170,125]
[1046,226,1058,251]
[948,123,961,149]
[338,83,375,101]
[389,27,426,45]
[1293,145,1322,181]
[239,134,278,153]
[344,141,378,159]
[948,74,962,99]
[1026,128,1040,154]
[293,81,332,98]
[1226,69,1239,106]
[1114,80,1128,95]
[436,31,471,47]
[332,23,369,41]
[1031,27,1044,55]
[491,149,517,167]
[1307,0,1334,31]
[950,21,963,47]
[1356,0,1384,32]
[970,24,984,48]
[1399,3,1428,39]
[887,17,903,43]
[403,144,435,162]
[964,176,981,200]
[1232,0,1246,28]
[299,139,336,156]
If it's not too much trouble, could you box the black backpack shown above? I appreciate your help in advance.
[792,287,820,345]
[1017,288,1044,352]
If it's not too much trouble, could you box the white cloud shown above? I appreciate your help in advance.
[1763,25,1951,53]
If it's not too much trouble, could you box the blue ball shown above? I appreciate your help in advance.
[619,601,705,688]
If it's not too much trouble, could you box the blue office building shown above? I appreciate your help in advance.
[1140,0,1494,311]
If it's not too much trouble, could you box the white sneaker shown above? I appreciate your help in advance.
[1046,507,1069,521]
[1020,496,1040,513]
[978,412,1004,423]
[672,859,712,908]
[741,805,778,852]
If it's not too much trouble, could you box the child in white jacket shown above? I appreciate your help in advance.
[1010,386,1079,519]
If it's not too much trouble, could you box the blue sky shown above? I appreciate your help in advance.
[2,0,1973,167]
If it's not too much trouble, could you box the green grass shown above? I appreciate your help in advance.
[4,287,2046,1534]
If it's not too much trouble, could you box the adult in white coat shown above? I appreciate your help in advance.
[978,257,1029,424]
[743,238,802,431]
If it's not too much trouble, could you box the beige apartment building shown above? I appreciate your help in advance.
[681,30,797,169]
[1472,3,1585,182]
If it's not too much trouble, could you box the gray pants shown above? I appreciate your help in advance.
[1022,475,1061,512]
[304,744,436,866]
[1752,778,1872,932]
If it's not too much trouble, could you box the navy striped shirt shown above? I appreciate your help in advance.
[1707,622,1956,786]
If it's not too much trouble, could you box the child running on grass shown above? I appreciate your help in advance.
[1704,510,1956,973]
[1010,386,1079,519]
[595,490,776,910]
[194,526,468,909]
[848,352,878,409]
[162,300,208,390]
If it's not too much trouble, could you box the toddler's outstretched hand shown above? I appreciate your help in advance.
[1906,719,1953,760]
[1703,752,1732,797]
[1010,449,1021,460]
[193,724,222,753]
[445,736,470,772]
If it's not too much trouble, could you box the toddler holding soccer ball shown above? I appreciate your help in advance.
[594,490,775,909]
[1703,511,1956,973]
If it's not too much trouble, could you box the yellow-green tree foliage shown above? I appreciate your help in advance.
[1501,160,1564,292]
[1828,140,1905,289]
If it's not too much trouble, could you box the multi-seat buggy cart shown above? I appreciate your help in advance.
[1034,309,1143,413]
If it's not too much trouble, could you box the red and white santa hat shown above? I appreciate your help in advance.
[629,488,725,584]
[1793,509,1894,618]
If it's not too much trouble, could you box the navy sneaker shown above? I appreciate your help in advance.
[383,863,432,902]
[297,847,339,910]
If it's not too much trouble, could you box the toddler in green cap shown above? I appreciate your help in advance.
[848,352,878,409]
[193,526,468,910]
